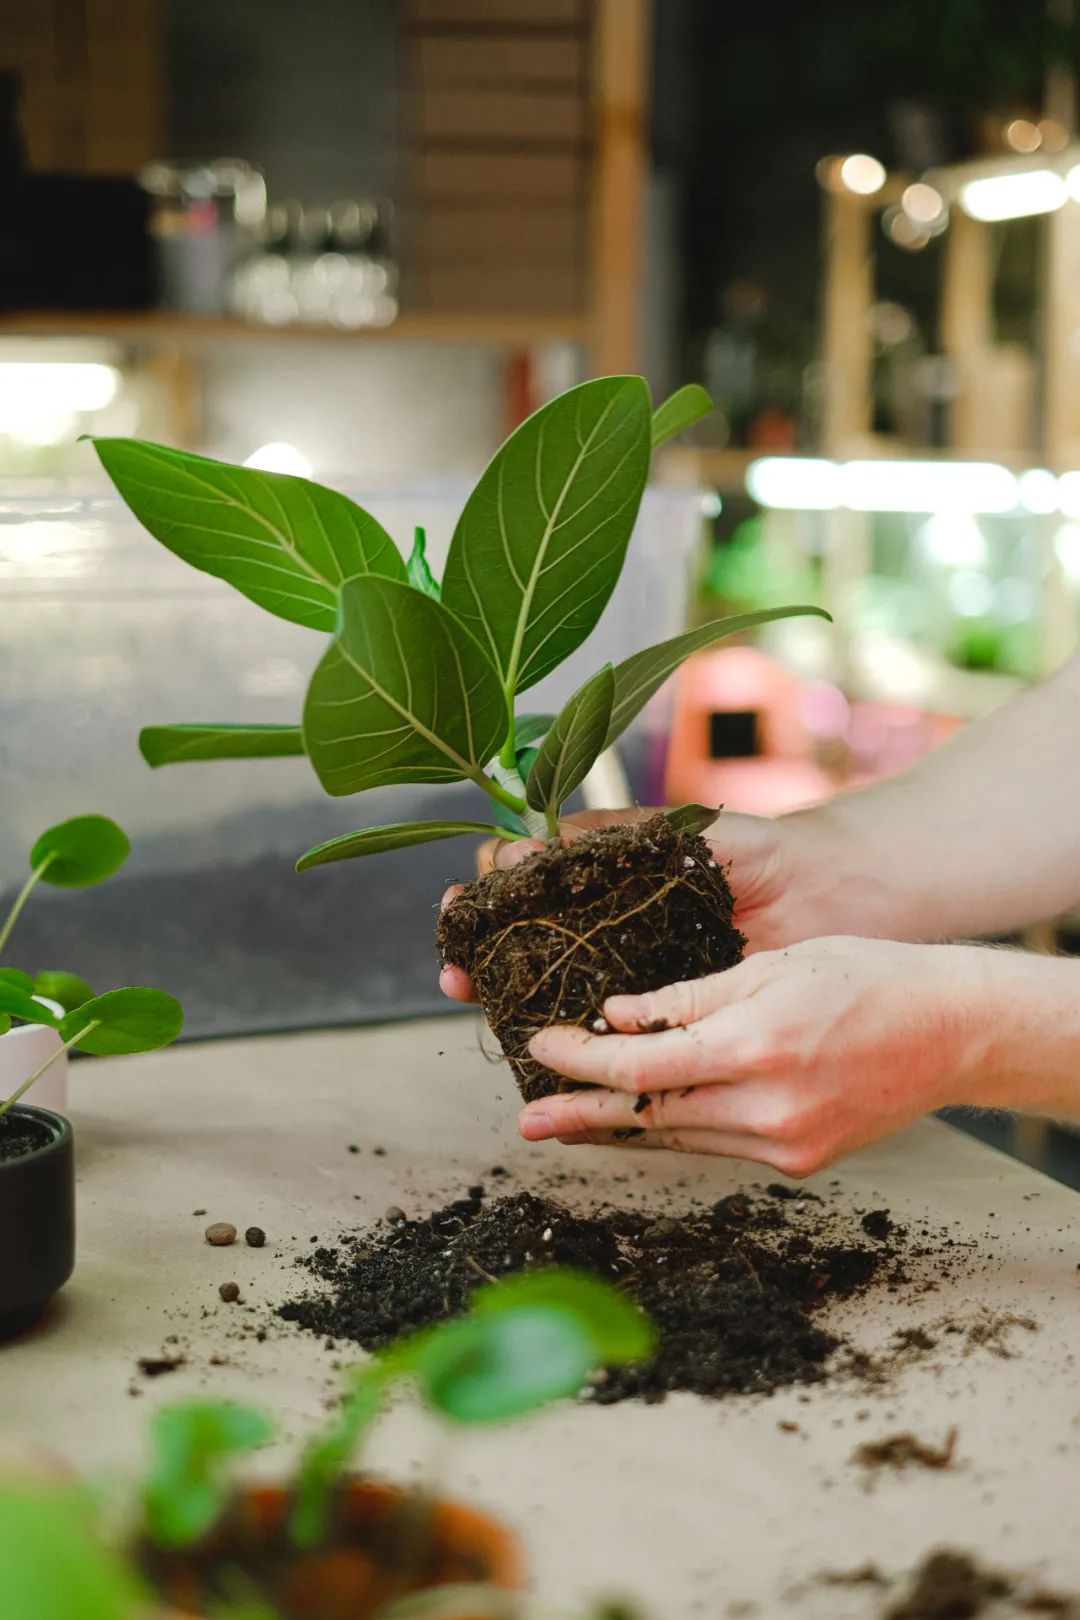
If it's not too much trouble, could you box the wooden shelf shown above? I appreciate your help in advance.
[0,309,593,349]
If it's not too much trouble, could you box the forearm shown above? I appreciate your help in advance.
[784,651,1080,942]
[952,949,1080,1119]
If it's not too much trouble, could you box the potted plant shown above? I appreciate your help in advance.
[0,1268,653,1619]
[91,379,826,1102]
[0,814,183,1335]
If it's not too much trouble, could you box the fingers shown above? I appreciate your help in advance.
[528,1016,747,1093]
[478,837,544,874]
[519,1079,764,1141]
[551,1125,785,1165]
[439,964,478,1004]
[605,966,752,1033]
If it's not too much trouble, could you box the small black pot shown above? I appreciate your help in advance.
[0,1105,74,1338]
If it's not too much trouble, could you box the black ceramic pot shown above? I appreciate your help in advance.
[0,1105,74,1337]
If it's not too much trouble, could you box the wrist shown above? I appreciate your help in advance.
[776,801,902,942]
[949,950,1080,1116]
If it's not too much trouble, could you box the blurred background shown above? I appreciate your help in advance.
[3,0,1080,1175]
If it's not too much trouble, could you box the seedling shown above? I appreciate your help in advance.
[91,381,827,1101]
[0,815,183,1121]
[90,379,825,858]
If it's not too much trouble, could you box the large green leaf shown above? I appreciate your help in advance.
[92,438,406,631]
[472,1269,655,1364]
[525,665,614,817]
[651,383,714,448]
[513,713,555,750]
[412,1308,595,1426]
[139,723,305,768]
[0,1486,149,1620]
[30,815,130,887]
[303,576,508,798]
[0,968,34,995]
[441,376,652,696]
[0,981,59,1027]
[60,987,183,1055]
[296,820,501,871]
[605,605,830,748]
[33,970,94,1013]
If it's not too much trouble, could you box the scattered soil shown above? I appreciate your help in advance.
[0,1112,56,1162]
[436,815,745,1102]
[278,1185,908,1403]
[218,1282,241,1304]
[853,1427,958,1475]
[136,1354,186,1378]
[884,1550,1077,1618]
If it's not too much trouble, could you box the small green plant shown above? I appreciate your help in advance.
[90,379,826,866]
[0,1269,653,1619]
[0,815,183,1119]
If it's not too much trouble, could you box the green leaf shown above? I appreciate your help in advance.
[0,967,34,995]
[525,665,615,816]
[144,1400,274,1548]
[0,1485,149,1620]
[441,376,652,696]
[30,815,130,888]
[0,1014,10,1036]
[665,804,719,836]
[139,723,305,768]
[33,970,95,1013]
[512,713,555,750]
[406,526,441,601]
[60,987,183,1056]
[303,576,508,798]
[413,1308,596,1425]
[297,820,502,871]
[472,1269,655,1365]
[651,383,714,448]
[0,981,59,1027]
[91,437,406,631]
[605,606,831,749]
[289,1366,390,1549]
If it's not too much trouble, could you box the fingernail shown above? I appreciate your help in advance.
[519,1110,555,1141]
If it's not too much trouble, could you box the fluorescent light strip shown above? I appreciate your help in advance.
[747,458,1020,515]
[959,169,1067,222]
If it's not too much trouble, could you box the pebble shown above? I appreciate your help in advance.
[205,1222,237,1246]
[218,1281,240,1303]
[385,1205,407,1224]
[245,1226,266,1248]
[591,1016,610,1034]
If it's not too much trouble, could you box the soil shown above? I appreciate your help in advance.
[0,1112,55,1162]
[884,1550,1077,1618]
[278,1184,907,1403]
[435,815,745,1102]
[853,1427,958,1475]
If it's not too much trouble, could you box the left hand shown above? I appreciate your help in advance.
[518,937,991,1176]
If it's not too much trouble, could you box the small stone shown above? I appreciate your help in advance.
[591,1017,610,1034]
[347,1143,360,1154]
[218,1281,241,1303]
[385,1205,407,1224]
[542,1227,554,1242]
[683,855,696,867]
[205,1222,236,1246]
[192,1208,207,1216]
[245,1226,266,1248]
[373,1147,387,1157]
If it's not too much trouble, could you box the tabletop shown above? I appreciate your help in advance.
[5,1014,1080,1618]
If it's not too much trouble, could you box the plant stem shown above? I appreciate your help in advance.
[0,1019,99,1119]
[476,772,527,815]
[0,854,55,960]
[544,804,561,840]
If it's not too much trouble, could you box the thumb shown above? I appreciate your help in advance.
[480,836,545,874]
[604,962,751,1031]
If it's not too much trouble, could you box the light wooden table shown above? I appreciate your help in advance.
[5,1017,1080,1617]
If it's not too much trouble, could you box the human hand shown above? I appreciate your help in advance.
[437,803,867,1004]
[516,936,991,1176]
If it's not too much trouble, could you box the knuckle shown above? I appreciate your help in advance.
[609,1049,652,1094]
[773,1143,824,1180]
[656,1130,695,1155]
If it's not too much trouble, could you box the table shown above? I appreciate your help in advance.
[5,1017,1080,1617]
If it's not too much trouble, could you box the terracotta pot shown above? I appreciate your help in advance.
[147,1477,524,1620]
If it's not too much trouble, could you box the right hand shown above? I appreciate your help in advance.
[438,805,856,1004]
